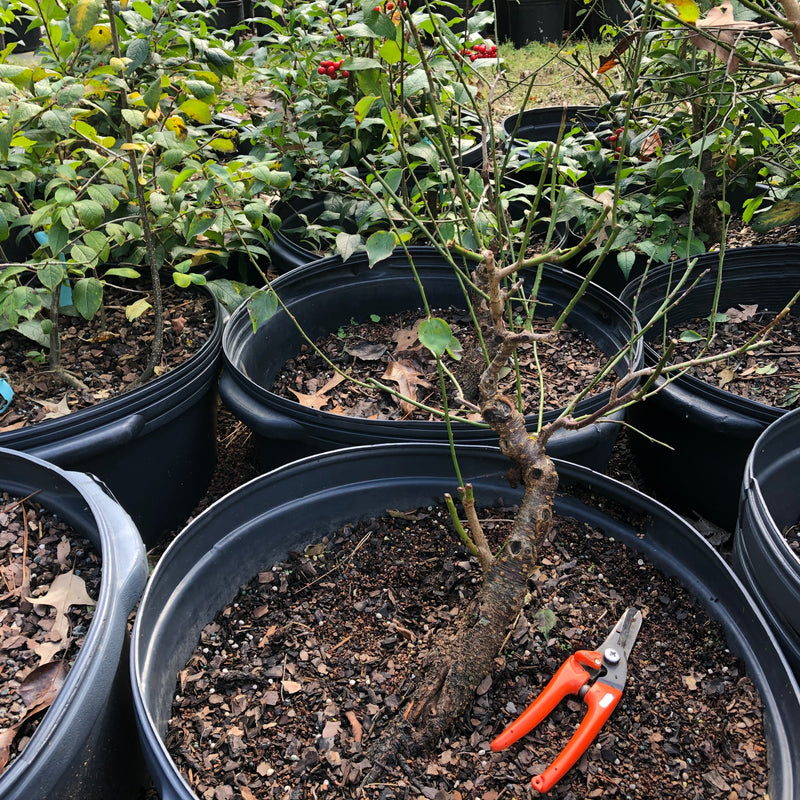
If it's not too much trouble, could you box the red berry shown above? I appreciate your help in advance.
[477,44,486,52]
[386,1,394,8]
[470,54,477,61]
[341,69,350,78]
[373,5,381,10]
[336,34,345,41]
[615,146,622,152]
[616,127,624,134]
[609,134,617,143]
[327,65,336,75]
[335,60,343,68]
[318,66,326,74]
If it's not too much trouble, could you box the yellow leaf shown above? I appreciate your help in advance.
[179,98,212,124]
[86,23,111,52]
[109,57,131,73]
[664,0,699,22]
[121,142,147,151]
[145,108,162,125]
[165,115,187,141]
[69,0,102,38]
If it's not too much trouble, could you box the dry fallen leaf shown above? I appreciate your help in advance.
[281,680,302,694]
[724,304,758,324]
[382,359,433,416]
[34,396,71,420]
[718,367,735,389]
[344,341,388,361]
[0,661,67,775]
[25,570,96,663]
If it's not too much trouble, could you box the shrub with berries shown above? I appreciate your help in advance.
[317,59,349,79]
[608,126,624,154]
[460,42,497,62]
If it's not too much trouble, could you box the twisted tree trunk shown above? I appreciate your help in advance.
[364,251,560,780]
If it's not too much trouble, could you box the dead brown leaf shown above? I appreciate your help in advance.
[344,341,388,361]
[0,661,67,776]
[724,303,758,323]
[392,322,421,352]
[34,396,71,420]
[381,359,433,416]
[25,570,96,663]
[288,390,330,410]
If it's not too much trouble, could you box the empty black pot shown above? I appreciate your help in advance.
[0,290,222,546]
[735,407,800,677]
[219,248,642,471]
[131,443,800,799]
[620,245,800,529]
[0,448,148,800]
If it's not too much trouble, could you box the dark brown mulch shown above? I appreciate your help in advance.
[164,503,767,800]
[0,491,101,773]
[271,309,617,421]
[0,283,216,432]
[668,309,800,409]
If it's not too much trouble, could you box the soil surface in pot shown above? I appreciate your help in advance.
[667,308,800,409]
[271,309,617,421]
[0,491,101,774]
[165,503,766,800]
[0,283,216,431]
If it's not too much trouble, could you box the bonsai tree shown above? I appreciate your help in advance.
[237,0,800,783]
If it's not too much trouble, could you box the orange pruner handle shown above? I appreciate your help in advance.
[530,680,623,793]
[490,650,602,752]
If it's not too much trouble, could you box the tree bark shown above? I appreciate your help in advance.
[364,252,559,780]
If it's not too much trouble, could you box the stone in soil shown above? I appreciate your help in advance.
[165,504,767,799]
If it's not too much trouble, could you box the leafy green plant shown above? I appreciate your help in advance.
[0,0,288,382]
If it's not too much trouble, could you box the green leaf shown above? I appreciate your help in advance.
[681,166,704,193]
[103,267,140,280]
[143,75,162,111]
[205,278,253,314]
[247,288,278,333]
[125,38,150,72]
[132,1,153,20]
[401,69,429,97]
[186,80,216,100]
[38,263,65,292]
[335,231,362,262]
[74,199,105,229]
[532,607,557,637]
[69,0,102,37]
[379,40,402,65]
[365,230,395,268]
[121,108,146,129]
[179,99,212,124]
[364,8,397,38]
[418,317,452,358]
[679,330,703,343]
[751,200,800,232]
[344,56,383,71]
[70,243,99,267]
[204,47,235,78]
[86,184,117,209]
[173,271,192,288]
[42,109,73,137]
[616,250,636,279]
[9,286,41,320]
[354,95,379,125]
[47,219,69,257]
[72,277,103,319]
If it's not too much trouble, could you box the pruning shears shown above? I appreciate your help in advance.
[490,607,643,794]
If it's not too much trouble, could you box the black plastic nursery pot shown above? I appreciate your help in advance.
[1,447,148,800]
[269,179,566,273]
[0,291,223,547]
[501,105,601,147]
[501,0,566,45]
[131,443,800,800]
[219,247,642,472]
[0,12,41,52]
[735,407,800,678]
[619,245,800,531]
